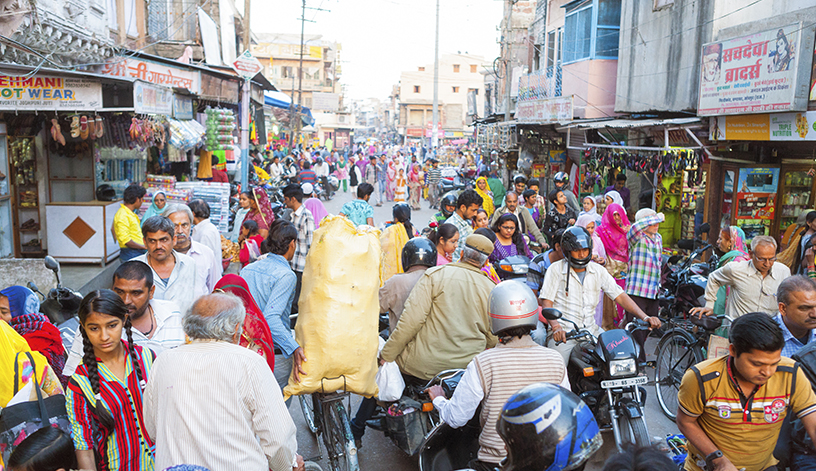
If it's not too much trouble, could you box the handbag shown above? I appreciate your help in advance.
[0,352,71,462]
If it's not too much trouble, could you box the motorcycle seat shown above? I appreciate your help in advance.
[690,315,722,331]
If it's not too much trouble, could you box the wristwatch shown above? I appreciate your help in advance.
[705,450,724,469]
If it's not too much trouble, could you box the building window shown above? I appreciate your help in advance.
[282,66,293,78]
[470,64,477,73]
[414,85,421,93]
[653,0,673,10]
[453,64,460,73]
[468,88,479,95]
[563,0,621,63]
[418,67,425,71]
[452,86,459,93]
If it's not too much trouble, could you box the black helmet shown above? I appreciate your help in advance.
[401,237,437,270]
[560,226,592,269]
[554,171,569,184]
[96,184,116,202]
[498,383,602,471]
[440,192,458,218]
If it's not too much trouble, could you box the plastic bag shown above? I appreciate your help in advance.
[284,216,382,398]
[376,337,405,401]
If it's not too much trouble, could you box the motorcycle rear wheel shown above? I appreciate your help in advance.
[655,330,704,421]
[617,414,650,448]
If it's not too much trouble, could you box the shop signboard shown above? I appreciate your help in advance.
[312,92,339,112]
[101,56,200,93]
[698,23,814,116]
[134,81,173,115]
[515,95,573,124]
[0,75,102,110]
[735,167,778,221]
[406,128,424,137]
[713,111,816,140]
[173,95,194,120]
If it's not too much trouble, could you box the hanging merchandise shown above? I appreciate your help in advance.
[168,119,206,151]
[176,181,231,232]
[205,108,237,151]
[9,138,35,186]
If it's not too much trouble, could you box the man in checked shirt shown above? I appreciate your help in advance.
[626,208,665,362]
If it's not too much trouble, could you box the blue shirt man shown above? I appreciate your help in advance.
[774,275,816,358]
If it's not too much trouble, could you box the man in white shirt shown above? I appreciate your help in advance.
[691,235,791,320]
[63,260,184,376]
[164,203,221,294]
[135,216,200,316]
[542,227,658,364]
[144,293,304,471]
[188,199,222,261]
[313,157,332,198]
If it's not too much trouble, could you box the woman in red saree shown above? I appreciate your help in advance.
[213,274,275,372]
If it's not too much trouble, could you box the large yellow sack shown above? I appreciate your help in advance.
[284,215,381,398]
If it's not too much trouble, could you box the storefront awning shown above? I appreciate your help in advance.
[263,90,314,126]
[557,117,701,131]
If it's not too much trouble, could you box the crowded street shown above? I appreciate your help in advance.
[1,1,816,471]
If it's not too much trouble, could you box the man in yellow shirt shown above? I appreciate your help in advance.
[677,312,816,471]
[115,184,147,261]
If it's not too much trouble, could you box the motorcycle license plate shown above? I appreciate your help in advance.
[600,376,648,389]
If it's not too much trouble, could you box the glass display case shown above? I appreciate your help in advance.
[0,133,11,258]
[778,169,815,234]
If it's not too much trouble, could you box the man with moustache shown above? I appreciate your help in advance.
[61,260,184,376]
[163,203,221,294]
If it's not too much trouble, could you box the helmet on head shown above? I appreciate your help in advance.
[554,172,569,184]
[498,383,602,471]
[560,226,593,269]
[401,237,437,270]
[284,156,294,167]
[489,281,540,336]
[440,192,458,218]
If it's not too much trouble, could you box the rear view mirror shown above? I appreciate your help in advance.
[697,222,710,235]
[677,239,695,250]
[44,256,60,272]
[540,308,562,321]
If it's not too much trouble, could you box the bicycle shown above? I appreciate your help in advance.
[653,313,726,421]
[298,376,360,471]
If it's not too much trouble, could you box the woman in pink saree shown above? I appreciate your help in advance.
[597,202,631,328]
[386,160,397,201]
[408,163,422,210]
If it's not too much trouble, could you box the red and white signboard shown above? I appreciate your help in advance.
[232,50,262,80]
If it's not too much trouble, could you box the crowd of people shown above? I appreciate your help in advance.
[1,141,816,471]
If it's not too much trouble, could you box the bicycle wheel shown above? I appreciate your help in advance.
[321,400,359,471]
[654,331,704,421]
[300,394,319,435]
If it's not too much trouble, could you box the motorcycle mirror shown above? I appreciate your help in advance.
[677,239,696,250]
[540,308,563,321]
[44,255,60,272]
[696,222,710,235]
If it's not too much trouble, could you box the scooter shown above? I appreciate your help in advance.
[28,256,83,351]
[492,254,530,281]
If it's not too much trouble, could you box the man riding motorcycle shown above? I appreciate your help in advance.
[430,192,458,226]
[380,234,498,381]
[427,281,569,471]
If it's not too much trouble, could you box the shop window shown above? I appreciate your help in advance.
[452,86,459,93]
[414,85,421,93]
[418,67,425,71]
[468,88,479,95]
[470,64,477,73]
[563,0,621,64]
[453,64,460,73]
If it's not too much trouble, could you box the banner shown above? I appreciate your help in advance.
[102,56,200,93]
[698,24,807,116]
[735,168,778,221]
[134,81,173,115]
[515,95,573,124]
[712,111,816,140]
[0,75,102,110]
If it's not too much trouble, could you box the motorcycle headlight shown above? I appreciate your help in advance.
[609,359,637,377]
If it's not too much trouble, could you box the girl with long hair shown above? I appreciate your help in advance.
[380,203,418,281]
[489,213,531,263]
[427,222,459,266]
[66,290,154,471]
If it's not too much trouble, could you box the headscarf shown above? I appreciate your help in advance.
[597,203,631,263]
[719,226,749,266]
[251,187,275,228]
[575,214,606,259]
[213,275,275,372]
[140,191,166,226]
[579,196,603,226]
[0,286,40,319]
[303,197,328,229]
[475,176,495,217]
[605,190,624,208]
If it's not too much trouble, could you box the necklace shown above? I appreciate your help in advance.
[140,305,155,337]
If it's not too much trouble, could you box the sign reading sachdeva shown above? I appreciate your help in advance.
[698,23,813,116]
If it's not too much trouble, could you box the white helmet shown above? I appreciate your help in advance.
[489,281,540,336]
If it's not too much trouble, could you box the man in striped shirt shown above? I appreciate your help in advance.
[426,159,442,209]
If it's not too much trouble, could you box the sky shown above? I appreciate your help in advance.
[251,0,504,101]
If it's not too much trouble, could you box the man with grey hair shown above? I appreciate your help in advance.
[692,235,791,320]
[134,216,199,316]
[144,293,304,471]
[381,234,498,381]
[163,203,222,293]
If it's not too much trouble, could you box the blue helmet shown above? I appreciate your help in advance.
[498,383,602,471]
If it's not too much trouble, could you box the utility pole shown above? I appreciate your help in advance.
[239,0,252,191]
[293,0,327,151]
[431,0,440,150]
[503,0,514,122]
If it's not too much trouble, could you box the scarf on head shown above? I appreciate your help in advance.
[578,196,603,226]
[575,214,606,259]
[251,187,276,227]
[597,203,631,263]
[10,312,67,386]
[719,226,750,266]
[0,286,40,319]
[140,191,166,226]
[605,190,624,208]
[214,274,276,372]
[475,176,495,217]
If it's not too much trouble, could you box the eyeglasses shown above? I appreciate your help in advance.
[500,225,516,231]
[754,256,777,263]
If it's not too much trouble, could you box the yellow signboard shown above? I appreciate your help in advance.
[721,114,769,140]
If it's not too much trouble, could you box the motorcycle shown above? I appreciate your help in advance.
[558,315,652,451]
[492,254,530,282]
[28,256,83,352]
[659,222,718,322]
[437,167,468,195]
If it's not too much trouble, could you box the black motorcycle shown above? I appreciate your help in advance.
[658,222,718,323]
[493,254,531,281]
[558,315,652,451]
[28,256,83,352]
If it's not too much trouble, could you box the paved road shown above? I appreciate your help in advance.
[286,190,681,471]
